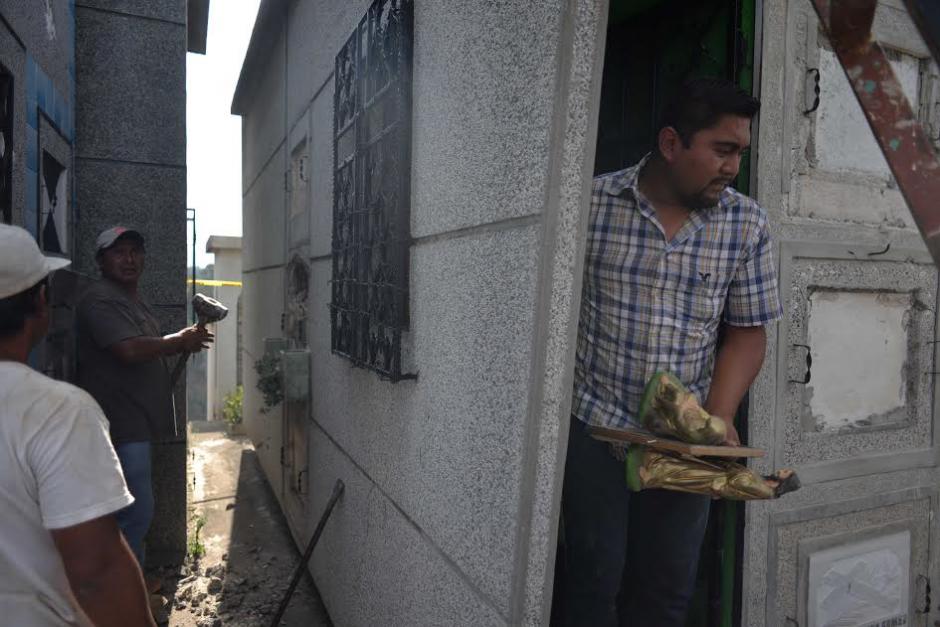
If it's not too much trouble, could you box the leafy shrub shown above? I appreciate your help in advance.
[253,353,283,413]
[221,385,243,425]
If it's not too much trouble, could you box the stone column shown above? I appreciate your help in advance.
[74,1,189,565]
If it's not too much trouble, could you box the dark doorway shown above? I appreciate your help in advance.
[553,1,757,625]
[595,0,756,179]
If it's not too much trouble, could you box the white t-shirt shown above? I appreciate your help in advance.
[0,361,134,626]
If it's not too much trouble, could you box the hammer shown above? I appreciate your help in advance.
[168,293,228,388]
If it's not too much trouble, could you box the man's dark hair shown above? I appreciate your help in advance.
[659,77,760,147]
[0,279,46,339]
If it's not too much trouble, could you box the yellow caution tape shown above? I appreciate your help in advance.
[187,279,243,287]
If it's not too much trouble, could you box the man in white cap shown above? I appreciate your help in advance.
[76,227,211,587]
[0,224,155,626]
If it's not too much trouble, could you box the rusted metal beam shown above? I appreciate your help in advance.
[827,0,876,50]
[811,0,940,267]
[268,479,344,627]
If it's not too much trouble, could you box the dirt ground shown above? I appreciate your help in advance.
[149,425,331,627]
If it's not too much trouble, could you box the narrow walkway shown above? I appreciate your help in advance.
[154,425,331,627]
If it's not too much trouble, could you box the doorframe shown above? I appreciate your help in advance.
[727,3,763,625]
[538,0,766,624]
[519,1,611,625]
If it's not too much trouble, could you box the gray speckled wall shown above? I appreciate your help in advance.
[237,0,607,623]
[745,1,940,625]
[237,0,940,623]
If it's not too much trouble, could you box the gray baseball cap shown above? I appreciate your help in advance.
[95,226,145,253]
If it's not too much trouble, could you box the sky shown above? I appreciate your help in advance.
[186,0,262,269]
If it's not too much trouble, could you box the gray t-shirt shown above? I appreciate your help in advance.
[76,279,174,444]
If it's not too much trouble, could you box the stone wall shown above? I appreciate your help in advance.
[0,0,73,245]
[745,1,940,624]
[74,0,189,563]
[236,0,607,623]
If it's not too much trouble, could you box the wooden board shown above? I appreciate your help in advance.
[587,426,766,458]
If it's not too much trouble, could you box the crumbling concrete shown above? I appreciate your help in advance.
[150,426,330,627]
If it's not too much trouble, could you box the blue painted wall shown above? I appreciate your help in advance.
[23,0,74,240]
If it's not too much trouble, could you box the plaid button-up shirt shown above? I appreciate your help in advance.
[572,157,782,430]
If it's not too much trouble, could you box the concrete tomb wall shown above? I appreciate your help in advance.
[745,1,940,624]
[237,0,607,623]
[238,0,940,623]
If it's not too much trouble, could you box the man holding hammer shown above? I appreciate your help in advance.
[76,227,212,583]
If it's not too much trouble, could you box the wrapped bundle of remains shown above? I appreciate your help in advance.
[604,371,802,501]
[638,371,727,445]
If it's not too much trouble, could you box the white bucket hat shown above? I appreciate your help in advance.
[0,224,71,299]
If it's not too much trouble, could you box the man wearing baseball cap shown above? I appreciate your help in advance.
[0,224,155,625]
[76,226,212,588]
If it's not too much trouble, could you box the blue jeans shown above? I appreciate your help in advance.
[556,417,711,626]
[114,442,154,568]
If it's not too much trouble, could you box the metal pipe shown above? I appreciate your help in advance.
[187,207,196,324]
[268,479,344,627]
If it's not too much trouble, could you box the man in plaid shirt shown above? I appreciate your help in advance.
[558,78,782,625]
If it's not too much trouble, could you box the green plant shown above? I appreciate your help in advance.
[254,353,283,413]
[187,514,207,561]
[222,385,244,425]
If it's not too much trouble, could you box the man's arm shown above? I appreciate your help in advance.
[81,298,212,365]
[703,324,767,446]
[51,515,155,627]
[109,326,213,365]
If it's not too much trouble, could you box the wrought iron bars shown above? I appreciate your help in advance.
[330,0,413,380]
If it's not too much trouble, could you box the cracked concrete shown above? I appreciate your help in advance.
[149,425,331,627]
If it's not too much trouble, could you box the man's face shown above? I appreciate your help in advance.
[98,238,145,285]
[662,114,751,209]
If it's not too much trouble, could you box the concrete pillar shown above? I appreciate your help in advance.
[74,1,189,565]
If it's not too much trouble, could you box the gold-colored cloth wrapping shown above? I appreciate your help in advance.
[643,372,727,445]
[634,449,774,500]
[623,371,798,500]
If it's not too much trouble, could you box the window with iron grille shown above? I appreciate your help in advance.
[0,68,12,225]
[330,0,413,381]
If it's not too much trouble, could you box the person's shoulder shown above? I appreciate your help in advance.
[80,277,107,294]
[718,188,773,254]
[593,168,627,186]
[36,369,100,408]
[77,279,128,313]
[592,163,639,196]
[719,187,769,226]
[11,364,103,419]
[77,278,109,305]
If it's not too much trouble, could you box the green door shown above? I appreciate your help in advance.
[594,1,757,625]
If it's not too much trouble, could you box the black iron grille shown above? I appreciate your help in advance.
[330,0,413,381]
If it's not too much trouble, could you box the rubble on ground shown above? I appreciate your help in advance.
[151,550,315,626]
[155,431,328,626]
